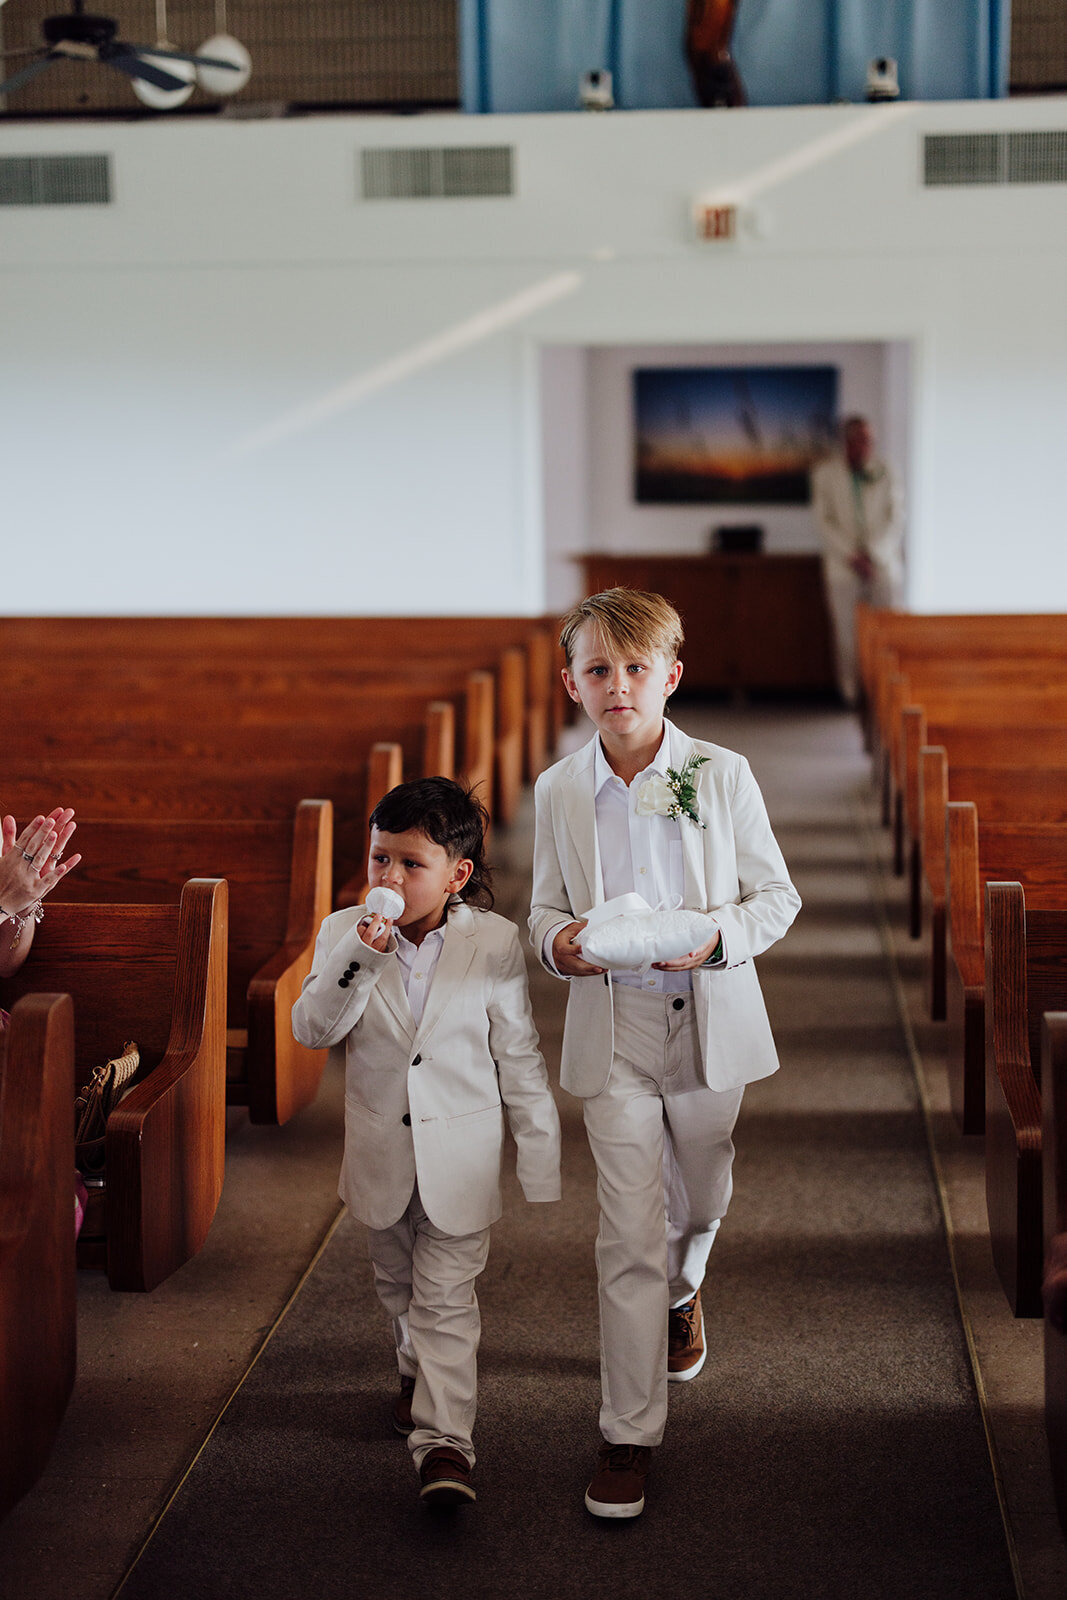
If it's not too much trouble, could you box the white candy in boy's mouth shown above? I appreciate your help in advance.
[365,886,405,921]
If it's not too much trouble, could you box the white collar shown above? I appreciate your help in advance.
[594,722,671,796]
[395,921,447,958]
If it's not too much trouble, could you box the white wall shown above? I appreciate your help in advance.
[0,97,1064,614]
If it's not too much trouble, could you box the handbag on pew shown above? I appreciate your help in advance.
[74,1041,140,1177]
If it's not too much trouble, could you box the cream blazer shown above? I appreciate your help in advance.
[529,723,801,1099]
[811,453,904,582]
[292,901,561,1235]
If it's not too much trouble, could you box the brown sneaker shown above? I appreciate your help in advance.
[391,1374,416,1436]
[584,1443,652,1519]
[667,1290,706,1382]
[419,1446,476,1506]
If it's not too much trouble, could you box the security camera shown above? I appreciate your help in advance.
[865,57,900,102]
[579,69,614,111]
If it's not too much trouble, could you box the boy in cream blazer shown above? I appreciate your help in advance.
[293,778,561,1508]
[530,588,800,1520]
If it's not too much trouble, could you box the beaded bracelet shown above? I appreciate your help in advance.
[0,899,44,949]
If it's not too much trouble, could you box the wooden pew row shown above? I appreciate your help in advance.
[0,613,554,660]
[902,711,1067,930]
[984,885,1067,1316]
[52,805,332,1127]
[945,807,1067,1134]
[0,667,490,906]
[4,664,504,826]
[0,617,557,788]
[880,676,1067,861]
[1042,1012,1067,1540]
[0,993,76,1525]
[3,759,372,907]
[2,881,227,1292]
[918,746,1067,1016]
[857,606,1067,713]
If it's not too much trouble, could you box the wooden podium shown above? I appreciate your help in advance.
[577,553,836,695]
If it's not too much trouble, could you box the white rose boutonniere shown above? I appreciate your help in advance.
[635,754,709,828]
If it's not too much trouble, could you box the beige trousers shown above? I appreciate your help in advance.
[366,1183,491,1470]
[582,986,744,1447]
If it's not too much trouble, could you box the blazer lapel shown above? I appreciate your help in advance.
[412,901,476,1052]
[377,959,416,1041]
[563,736,603,910]
[668,722,710,912]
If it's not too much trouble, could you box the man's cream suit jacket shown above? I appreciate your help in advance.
[529,724,801,1099]
[292,901,561,1235]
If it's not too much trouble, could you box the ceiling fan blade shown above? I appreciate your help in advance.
[100,48,190,92]
[129,42,240,71]
[0,52,58,96]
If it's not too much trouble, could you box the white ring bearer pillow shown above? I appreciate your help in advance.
[578,893,713,973]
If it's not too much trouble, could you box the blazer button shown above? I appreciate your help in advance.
[338,978,349,988]
[672,997,685,1011]
[412,1054,422,1066]
[349,962,360,973]
[402,1113,411,1126]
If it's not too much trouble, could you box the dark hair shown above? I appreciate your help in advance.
[368,777,494,910]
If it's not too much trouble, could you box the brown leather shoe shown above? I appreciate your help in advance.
[667,1289,706,1382]
[391,1374,415,1436]
[419,1446,476,1506]
[584,1443,652,1518]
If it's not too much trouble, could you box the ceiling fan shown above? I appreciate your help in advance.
[0,0,242,98]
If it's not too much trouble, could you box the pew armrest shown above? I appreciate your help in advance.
[106,879,228,1291]
[947,801,983,990]
[985,880,1044,1317]
[0,994,77,1521]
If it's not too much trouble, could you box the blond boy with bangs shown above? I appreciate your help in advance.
[529,587,800,1519]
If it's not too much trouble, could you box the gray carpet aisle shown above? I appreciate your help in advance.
[115,707,1016,1600]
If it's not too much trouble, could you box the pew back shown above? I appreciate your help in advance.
[0,993,76,1523]
[1,881,227,1290]
[1041,1012,1067,1540]
[51,804,333,1126]
[984,884,1067,1316]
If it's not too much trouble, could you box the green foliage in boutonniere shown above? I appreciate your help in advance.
[635,753,709,828]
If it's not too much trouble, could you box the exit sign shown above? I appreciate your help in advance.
[694,203,737,241]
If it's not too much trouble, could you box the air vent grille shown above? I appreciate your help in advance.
[360,145,513,199]
[924,130,1067,186]
[0,153,111,206]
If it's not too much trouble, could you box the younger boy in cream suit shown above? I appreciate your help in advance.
[293,778,561,1507]
[530,588,800,1519]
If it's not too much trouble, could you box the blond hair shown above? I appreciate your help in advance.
[558,588,684,667]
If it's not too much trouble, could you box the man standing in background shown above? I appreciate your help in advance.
[812,415,904,706]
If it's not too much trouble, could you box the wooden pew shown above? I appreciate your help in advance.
[920,749,1067,1019]
[1,880,227,1291]
[50,804,332,1127]
[2,658,496,849]
[0,615,557,674]
[857,606,1067,714]
[0,993,76,1524]
[881,677,1067,868]
[2,728,422,909]
[902,710,1067,938]
[946,806,1067,1133]
[0,617,547,806]
[984,884,1067,1316]
[1041,1012,1067,1539]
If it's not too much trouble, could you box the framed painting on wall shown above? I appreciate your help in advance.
[633,364,838,504]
